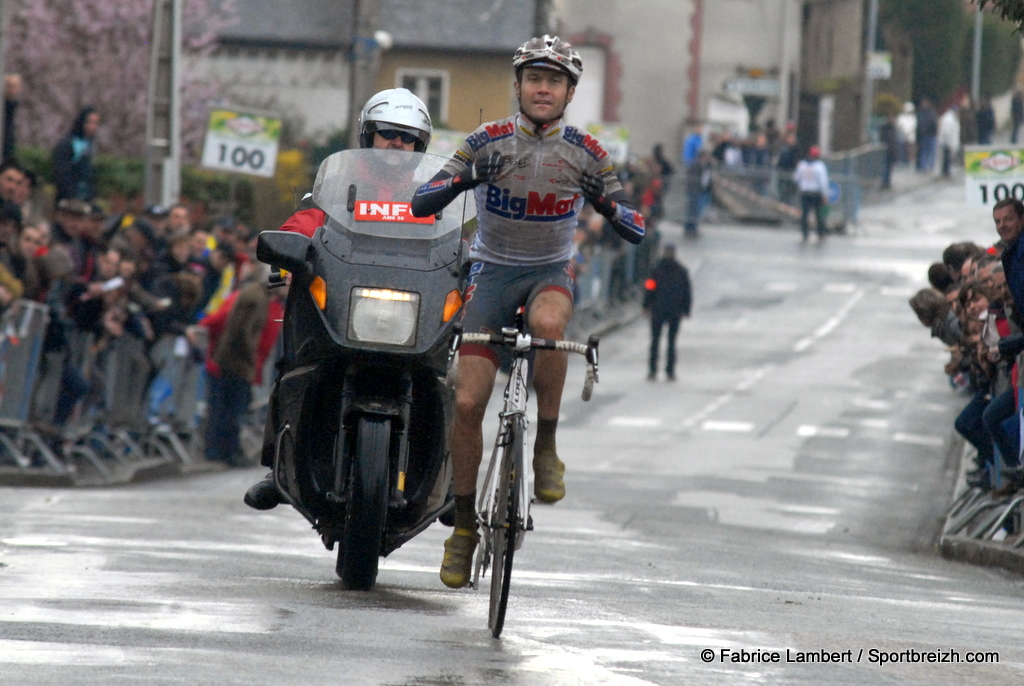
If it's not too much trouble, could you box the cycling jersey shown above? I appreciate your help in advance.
[413,113,644,266]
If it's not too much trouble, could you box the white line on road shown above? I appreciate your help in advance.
[701,420,755,433]
[677,365,774,432]
[892,432,945,447]
[793,289,864,352]
[609,417,663,428]
[797,425,851,438]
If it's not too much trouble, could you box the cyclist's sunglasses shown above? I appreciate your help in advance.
[376,129,419,145]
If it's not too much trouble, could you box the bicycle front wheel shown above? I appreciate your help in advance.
[489,417,523,637]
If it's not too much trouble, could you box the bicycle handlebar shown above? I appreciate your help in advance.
[454,329,600,401]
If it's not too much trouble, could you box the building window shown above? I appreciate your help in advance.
[396,69,448,124]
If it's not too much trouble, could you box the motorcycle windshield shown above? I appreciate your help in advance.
[312,149,476,241]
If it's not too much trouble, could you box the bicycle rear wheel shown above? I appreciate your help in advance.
[488,417,523,637]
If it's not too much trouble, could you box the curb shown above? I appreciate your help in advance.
[938,436,1024,575]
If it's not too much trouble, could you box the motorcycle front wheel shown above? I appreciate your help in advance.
[338,415,391,590]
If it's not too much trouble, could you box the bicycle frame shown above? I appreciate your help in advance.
[452,324,598,636]
[476,334,532,562]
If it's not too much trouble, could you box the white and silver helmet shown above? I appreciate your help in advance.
[358,88,432,152]
[512,35,583,84]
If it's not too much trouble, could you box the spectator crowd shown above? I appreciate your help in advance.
[909,198,1024,496]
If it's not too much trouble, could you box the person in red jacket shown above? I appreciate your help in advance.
[197,267,285,466]
[243,88,432,506]
[280,88,433,238]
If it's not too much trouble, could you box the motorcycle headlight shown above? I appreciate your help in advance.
[348,287,420,346]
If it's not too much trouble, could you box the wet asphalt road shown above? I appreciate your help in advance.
[3,178,1024,685]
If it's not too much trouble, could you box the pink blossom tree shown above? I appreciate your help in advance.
[5,0,237,159]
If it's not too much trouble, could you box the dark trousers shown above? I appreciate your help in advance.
[983,387,1019,467]
[955,390,994,467]
[799,192,826,239]
[649,314,681,376]
[204,372,251,464]
[54,359,89,426]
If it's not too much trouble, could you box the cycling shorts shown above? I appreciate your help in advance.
[460,260,575,367]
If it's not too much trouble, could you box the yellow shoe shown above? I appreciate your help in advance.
[533,449,565,503]
[439,527,479,589]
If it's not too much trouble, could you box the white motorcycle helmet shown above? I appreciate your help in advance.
[359,88,432,152]
[512,35,583,85]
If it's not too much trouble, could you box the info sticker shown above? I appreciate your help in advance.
[354,201,434,225]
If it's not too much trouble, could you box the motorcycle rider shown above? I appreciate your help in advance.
[244,88,433,510]
[410,36,645,588]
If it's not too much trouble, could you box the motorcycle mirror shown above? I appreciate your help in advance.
[257,230,311,274]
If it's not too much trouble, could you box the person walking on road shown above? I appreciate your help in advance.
[916,98,938,173]
[938,105,961,178]
[643,244,691,381]
[879,114,900,190]
[793,145,830,242]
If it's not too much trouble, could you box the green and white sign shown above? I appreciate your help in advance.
[964,146,1024,207]
[201,108,282,178]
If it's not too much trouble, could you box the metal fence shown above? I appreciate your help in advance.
[0,300,207,485]
[709,145,887,231]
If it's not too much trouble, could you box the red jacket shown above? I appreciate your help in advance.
[200,289,284,381]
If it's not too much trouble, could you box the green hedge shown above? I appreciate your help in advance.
[17,146,254,224]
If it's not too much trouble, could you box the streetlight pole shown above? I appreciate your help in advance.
[971,7,983,104]
[861,0,880,144]
[0,0,9,160]
[145,0,182,207]
[347,0,380,150]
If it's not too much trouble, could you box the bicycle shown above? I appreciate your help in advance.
[451,323,599,637]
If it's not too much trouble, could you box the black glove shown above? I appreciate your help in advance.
[581,171,616,217]
[452,151,504,191]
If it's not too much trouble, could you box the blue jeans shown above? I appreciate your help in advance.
[983,388,1019,467]
[917,135,937,172]
[204,372,251,464]
[649,315,681,376]
[955,390,993,467]
[800,192,826,238]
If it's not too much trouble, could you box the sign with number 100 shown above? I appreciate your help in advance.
[964,147,1024,207]
[200,108,282,178]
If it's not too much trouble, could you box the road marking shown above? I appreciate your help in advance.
[858,418,890,429]
[892,432,945,447]
[793,289,864,352]
[609,417,662,428]
[797,425,850,438]
[880,286,915,297]
[852,397,891,410]
[701,420,755,433]
[766,282,798,292]
[824,283,857,293]
[677,365,774,432]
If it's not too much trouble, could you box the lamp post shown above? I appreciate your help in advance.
[145,0,182,207]
[861,0,880,144]
[971,7,983,104]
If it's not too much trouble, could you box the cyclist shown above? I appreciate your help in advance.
[243,88,433,510]
[410,35,645,588]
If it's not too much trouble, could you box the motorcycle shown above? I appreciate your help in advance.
[256,148,475,589]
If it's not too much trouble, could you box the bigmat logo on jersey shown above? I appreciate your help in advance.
[466,121,516,151]
[563,126,608,162]
[485,185,579,221]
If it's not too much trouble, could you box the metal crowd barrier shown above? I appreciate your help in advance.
[708,144,886,231]
[0,299,209,486]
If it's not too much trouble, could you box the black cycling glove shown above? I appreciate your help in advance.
[580,171,617,218]
[453,151,505,191]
